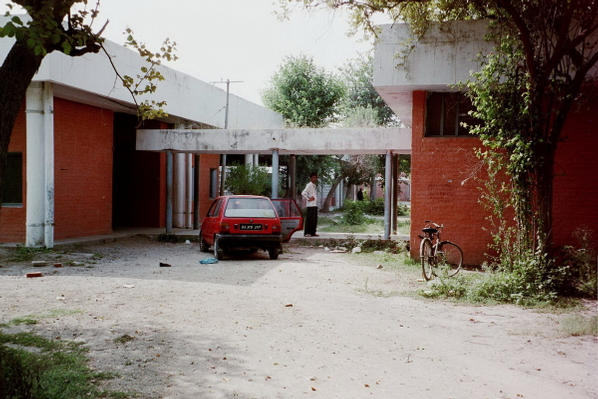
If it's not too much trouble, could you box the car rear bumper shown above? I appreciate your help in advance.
[215,233,283,249]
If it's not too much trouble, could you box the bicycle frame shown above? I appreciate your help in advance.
[419,221,463,280]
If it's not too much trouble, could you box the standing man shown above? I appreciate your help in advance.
[301,172,319,237]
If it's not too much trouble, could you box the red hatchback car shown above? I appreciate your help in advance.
[199,195,303,260]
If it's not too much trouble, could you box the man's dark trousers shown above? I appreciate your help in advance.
[304,206,318,236]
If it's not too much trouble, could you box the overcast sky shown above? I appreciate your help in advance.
[75,0,380,106]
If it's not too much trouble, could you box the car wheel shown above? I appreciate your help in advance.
[213,237,224,260]
[268,247,280,260]
[199,229,209,252]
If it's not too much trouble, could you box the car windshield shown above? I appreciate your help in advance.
[224,198,277,218]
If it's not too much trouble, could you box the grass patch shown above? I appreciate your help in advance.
[319,215,410,235]
[7,245,54,262]
[560,315,598,337]
[10,317,38,326]
[0,331,131,398]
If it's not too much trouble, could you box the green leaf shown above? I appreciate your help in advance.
[62,40,72,55]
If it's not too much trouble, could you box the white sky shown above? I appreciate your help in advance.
[82,0,379,106]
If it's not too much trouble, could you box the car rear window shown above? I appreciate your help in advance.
[224,198,277,218]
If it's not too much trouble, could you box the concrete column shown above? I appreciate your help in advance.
[25,82,54,248]
[186,153,193,228]
[219,154,227,196]
[245,154,253,167]
[392,154,398,234]
[166,151,173,234]
[289,154,296,200]
[253,154,259,166]
[174,153,186,227]
[384,151,392,240]
[193,154,201,229]
[271,149,279,199]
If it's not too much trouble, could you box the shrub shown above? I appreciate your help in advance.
[225,165,271,196]
[560,228,597,298]
[342,200,366,225]
[365,198,385,215]
[420,249,573,306]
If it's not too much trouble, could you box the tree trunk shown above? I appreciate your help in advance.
[534,143,556,252]
[321,177,342,212]
[0,41,44,203]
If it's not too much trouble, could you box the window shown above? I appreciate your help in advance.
[1,153,23,205]
[209,168,218,198]
[425,92,476,137]
[207,198,222,217]
[224,198,276,218]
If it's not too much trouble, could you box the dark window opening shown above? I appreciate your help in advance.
[425,92,476,137]
[1,153,23,205]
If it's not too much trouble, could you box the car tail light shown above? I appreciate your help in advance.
[272,224,281,232]
[220,222,230,233]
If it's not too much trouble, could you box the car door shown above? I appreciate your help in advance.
[271,199,303,242]
[201,198,223,245]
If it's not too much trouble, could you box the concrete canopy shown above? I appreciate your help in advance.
[136,127,411,155]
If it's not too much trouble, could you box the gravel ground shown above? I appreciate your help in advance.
[0,236,596,398]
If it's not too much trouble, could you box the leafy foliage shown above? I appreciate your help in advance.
[263,54,345,127]
[339,53,397,126]
[225,164,271,196]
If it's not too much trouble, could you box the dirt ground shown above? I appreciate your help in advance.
[0,236,596,399]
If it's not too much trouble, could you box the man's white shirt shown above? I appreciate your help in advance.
[302,182,317,207]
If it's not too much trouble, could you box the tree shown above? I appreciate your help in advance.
[282,0,598,258]
[263,54,345,200]
[225,164,271,196]
[339,53,397,126]
[0,0,174,204]
[263,54,345,127]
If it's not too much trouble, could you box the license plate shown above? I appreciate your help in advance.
[240,224,262,231]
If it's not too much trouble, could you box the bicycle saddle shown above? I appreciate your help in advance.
[422,227,438,234]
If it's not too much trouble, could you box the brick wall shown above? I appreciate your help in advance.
[0,103,26,242]
[411,89,598,265]
[552,90,598,251]
[54,98,113,239]
[410,91,491,265]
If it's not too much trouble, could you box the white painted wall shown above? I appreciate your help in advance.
[373,20,493,127]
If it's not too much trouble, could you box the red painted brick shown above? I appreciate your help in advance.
[53,98,114,239]
[411,89,598,265]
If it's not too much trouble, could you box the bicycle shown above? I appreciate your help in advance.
[418,221,463,281]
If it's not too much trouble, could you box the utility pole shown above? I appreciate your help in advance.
[211,79,243,195]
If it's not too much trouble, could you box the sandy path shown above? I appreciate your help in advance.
[0,237,596,398]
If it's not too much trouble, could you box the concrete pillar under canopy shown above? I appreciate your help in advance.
[384,151,392,240]
[271,149,279,199]
[25,82,54,248]
[166,151,173,234]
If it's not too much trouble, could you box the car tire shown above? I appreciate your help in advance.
[268,247,280,260]
[213,237,224,260]
[199,229,210,252]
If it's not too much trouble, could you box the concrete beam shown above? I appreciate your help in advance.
[136,127,411,155]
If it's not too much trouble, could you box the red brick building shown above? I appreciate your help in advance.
[0,39,282,246]
[374,21,598,265]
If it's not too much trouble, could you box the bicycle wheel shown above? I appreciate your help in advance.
[436,241,463,277]
[420,238,435,281]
